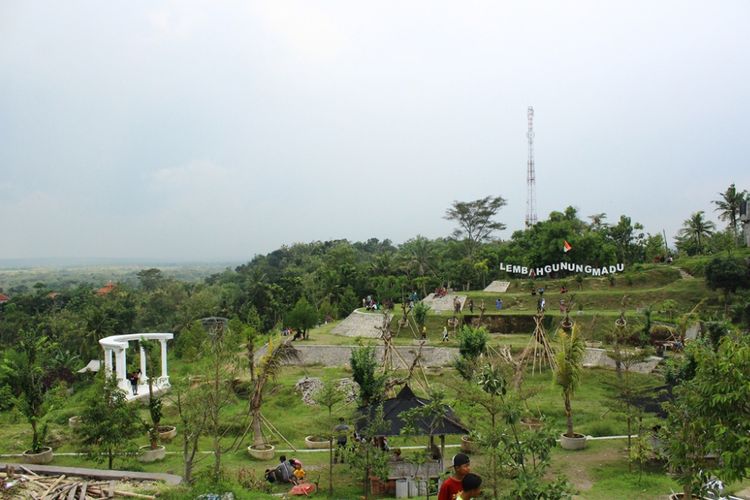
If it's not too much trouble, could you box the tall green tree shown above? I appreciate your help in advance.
[444,195,507,258]
[713,183,747,241]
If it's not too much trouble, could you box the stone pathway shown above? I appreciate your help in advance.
[421,293,466,312]
[330,310,383,338]
[678,268,694,279]
[484,280,510,293]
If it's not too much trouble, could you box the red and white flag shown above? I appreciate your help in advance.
[563,240,572,253]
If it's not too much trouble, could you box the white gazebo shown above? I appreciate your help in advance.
[99,333,173,399]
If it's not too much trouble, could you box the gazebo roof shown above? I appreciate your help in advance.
[357,385,469,437]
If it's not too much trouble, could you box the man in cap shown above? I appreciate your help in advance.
[438,453,471,500]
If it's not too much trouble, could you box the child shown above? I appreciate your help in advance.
[292,459,305,482]
[456,473,482,499]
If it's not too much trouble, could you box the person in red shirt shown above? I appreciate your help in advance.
[438,453,471,500]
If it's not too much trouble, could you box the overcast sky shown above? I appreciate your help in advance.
[1,1,748,262]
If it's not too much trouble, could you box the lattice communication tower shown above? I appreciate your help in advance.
[525,106,538,227]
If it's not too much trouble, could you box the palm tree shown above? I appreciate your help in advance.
[400,235,436,297]
[713,183,747,241]
[677,211,716,255]
[554,326,585,438]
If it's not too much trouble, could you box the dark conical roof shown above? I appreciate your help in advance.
[356,384,469,437]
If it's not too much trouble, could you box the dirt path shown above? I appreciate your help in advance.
[551,442,624,496]
[678,268,694,280]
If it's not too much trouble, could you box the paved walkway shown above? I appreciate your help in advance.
[0,462,182,485]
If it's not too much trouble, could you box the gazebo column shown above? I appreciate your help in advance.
[115,348,128,392]
[139,344,148,383]
[440,434,445,471]
[104,348,113,376]
[159,339,169,385]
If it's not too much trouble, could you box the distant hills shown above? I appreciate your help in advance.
[0,257,241,270]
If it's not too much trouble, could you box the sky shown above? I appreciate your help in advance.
[1,1,749,262]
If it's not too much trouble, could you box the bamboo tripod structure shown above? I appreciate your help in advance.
[377,311,431,395]
[517,312,557,377]
[394,301,420,338]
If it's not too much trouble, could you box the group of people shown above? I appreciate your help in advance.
[438,453,482,500]
[264,455,305,485]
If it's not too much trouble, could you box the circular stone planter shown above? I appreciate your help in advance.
[521,417,543,431]
[158,425,177,442]
[138,445,166,463]
[23,447,54,465]
[460,435,477,454]
[304,436,331,449]
[68,416,82,429]
[247,444,275,461]
[559,433,587,450]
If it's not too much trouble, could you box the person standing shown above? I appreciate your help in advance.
[421,325,427,340]
[128,369,140,395]
[438,453,471,500]
[333,417,350,464]
[442,326,449,342]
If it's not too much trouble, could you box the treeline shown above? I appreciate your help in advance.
[0,185,746,364]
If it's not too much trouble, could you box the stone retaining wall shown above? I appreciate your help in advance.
[280,344,458,367]
[263,344,662,373]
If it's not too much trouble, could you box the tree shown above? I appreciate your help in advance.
[444,196,507,257]
[412,302,431,332]
[202,320,242,481]
[313,380,345,496]
[554,326,585,438]
[136,268,165,291]
[457,363,570,500]
[4,330,56,454]
[663,332,750,499]
[454,325,488,381]
[138,339,163,451]
[77,375,142,469]
[400,235,437,297]
[350,345,386,406]
[713,183,747,241]
[348,405,390,500]
[704,256,750,315]
[676,211,716,255]
[170,377,210,484]
[286,297,318,340]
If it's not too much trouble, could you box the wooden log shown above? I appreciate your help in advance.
[42,474,66,498]
[19,465,39,476]
[111,491,157,499]
[79,482,88,500]
[67,483,78,500]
